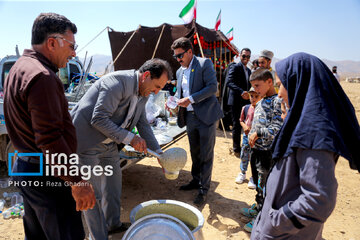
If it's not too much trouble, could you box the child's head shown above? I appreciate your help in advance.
[250,68,275,97]
[280,101,287,120]
[248,87,261,107]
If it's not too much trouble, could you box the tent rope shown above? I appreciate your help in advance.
[77,27,108,54]
[151,25,166,59]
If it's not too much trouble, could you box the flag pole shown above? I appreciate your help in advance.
[220,40,222,91]
[218,41,228,139]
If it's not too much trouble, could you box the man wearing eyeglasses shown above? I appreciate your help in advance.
[3,13,95,240]
[171,37,223,206]
[226,48,252,160]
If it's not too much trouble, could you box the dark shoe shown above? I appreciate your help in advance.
[108,222,131,235]
[234,151,240,158]
[179,181,199,191]
[193,193,207,206]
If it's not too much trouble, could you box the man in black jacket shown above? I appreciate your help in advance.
[226,48,252,157]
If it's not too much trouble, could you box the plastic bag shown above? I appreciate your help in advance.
[145,95,162,124]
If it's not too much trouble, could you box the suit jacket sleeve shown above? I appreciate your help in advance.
[136,110,161,151]
[90,78,131,144]
[227,63,245,94]
[191,58,218,103]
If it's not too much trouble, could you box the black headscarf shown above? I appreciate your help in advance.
[272,52,360,171]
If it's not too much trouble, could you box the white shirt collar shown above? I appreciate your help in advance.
[181,55,195,70]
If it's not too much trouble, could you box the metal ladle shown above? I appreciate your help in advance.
[146,148,162,159]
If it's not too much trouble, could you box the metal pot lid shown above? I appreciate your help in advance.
[122,213,195,240]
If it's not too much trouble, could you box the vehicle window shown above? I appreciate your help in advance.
[69,63,80,74]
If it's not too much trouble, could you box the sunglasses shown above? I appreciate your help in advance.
[241,55,250,59]
[173,50,188,60]
[50,35,78,51]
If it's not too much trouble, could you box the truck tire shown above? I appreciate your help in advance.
[5,141,15,170]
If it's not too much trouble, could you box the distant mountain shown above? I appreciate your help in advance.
[82,54,360,76]
[321,59,360,74]
[248,55,360,75]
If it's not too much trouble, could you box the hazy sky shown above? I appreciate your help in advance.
[1,0,360,61]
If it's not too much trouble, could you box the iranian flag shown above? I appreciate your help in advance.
[226,27,234,41]
[215,10,221,31]
[179,0,197,24]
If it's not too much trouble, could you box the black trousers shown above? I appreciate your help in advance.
[12,158,84,240]
[186,111,216,194]
[231,105,242,153]
[250,149,274,212]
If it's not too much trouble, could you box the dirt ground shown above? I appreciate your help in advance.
[0,81,359,240]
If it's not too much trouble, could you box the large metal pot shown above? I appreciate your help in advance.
[128,199,204,240]
[122,213,195,240]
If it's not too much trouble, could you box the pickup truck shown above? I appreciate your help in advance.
[0,54,83,166]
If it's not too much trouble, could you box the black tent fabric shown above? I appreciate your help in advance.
[108,21,238,78]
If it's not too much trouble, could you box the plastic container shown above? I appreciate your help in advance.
[11,194,23,206]
[155,118,167,130]
[166,96,179,109]
[168,117,177,126]
[3,192,20,200]
[0,199,5,213]
[2,203,24,219]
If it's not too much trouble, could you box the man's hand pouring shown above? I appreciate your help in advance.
[130,135,148,154]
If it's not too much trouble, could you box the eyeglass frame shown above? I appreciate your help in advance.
[49,35,78,51]
[241,54,251,59]
[173,49,189,60]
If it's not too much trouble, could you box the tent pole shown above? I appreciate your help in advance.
[229,49,231,63]
[213,41,216,70]
[195,32,205,58]
[151,25,166,59]
[219,41,228,139]
[224,45,227,69]
[220,41,222,95]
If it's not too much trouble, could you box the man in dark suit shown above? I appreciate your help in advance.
[226,48,252,157]
[171,37,223,205]
[220,60,236,131]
